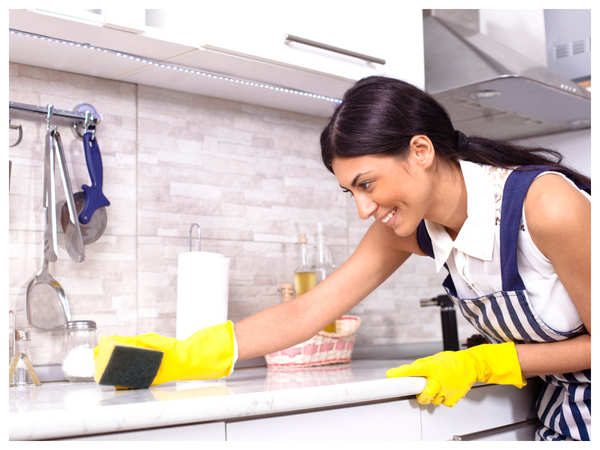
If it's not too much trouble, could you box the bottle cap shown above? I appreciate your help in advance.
[15,329,31,341]
[66,320,97,330]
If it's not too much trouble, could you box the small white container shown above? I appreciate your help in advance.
[62,320,97,382]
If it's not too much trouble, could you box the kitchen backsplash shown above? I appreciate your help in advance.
[9,63,474,365]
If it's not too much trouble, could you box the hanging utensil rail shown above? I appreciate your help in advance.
[9,101,99,123]
[9,101,101,138]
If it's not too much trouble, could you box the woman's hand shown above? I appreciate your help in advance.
[386,342,526,407]
[94,321,236,388]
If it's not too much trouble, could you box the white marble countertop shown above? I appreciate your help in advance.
[9,359,425,440]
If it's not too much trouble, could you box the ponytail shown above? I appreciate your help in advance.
[321,76,590,190]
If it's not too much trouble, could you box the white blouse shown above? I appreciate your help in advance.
[424,160,589,333]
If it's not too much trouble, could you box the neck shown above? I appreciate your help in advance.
[427,159,467,239]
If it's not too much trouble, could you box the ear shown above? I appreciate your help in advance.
[408,135,435,169]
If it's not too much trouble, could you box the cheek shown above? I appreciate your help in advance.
[394,186,424,209]
[394,184,429,227]
[404,176,433,207]
[392,200,427,237]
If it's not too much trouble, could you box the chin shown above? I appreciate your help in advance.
[392,218,419,238]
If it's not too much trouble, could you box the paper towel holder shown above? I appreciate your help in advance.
[188,223,201,251]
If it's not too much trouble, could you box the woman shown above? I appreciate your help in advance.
[95,76,590,441]
[316,76,591,441]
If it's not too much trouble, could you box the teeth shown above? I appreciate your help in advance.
[382,208,397,224]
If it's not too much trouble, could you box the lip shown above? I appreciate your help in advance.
[387,209,399,227]
[380,208,398,227]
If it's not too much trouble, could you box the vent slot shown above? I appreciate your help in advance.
[555,43,570,59]
[572,40,586,55]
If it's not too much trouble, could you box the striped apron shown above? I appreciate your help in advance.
[416,165,591,441]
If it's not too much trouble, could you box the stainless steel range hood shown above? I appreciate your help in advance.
[423,11,590,140]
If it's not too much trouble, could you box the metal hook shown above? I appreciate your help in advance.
[85,111,97,140]
[46,104,55,131]
[188,223,201,252]
[83,110,90,130]
[73,110,96,139]
[9,119,23,147]
[83,110,92,133]
[72,103,100,139]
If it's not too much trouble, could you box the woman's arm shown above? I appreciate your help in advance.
[235,220,419,360]
[517,173,591,377]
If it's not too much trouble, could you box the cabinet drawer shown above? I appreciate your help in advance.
[452,418,537,441]
[227,400,421,441]
[420,381,540,440]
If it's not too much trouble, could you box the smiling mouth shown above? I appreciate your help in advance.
[381,207,398,224]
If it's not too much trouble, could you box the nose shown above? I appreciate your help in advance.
[354,194,377,220]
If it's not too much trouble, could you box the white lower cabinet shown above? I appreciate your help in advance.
[226,400,422,441]
[63,381,540,441]
[420,382,539,441]
[65,421,226,441]
[227,381,540,441]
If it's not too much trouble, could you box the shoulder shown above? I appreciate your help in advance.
[524,172,590,259]
[362,220,425,256]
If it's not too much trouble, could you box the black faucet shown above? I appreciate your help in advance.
[420,294,460,351]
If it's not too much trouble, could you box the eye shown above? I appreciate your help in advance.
[358,181,373,191]
[341,187,354,197]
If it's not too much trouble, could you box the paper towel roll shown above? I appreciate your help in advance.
[176,251,229,340]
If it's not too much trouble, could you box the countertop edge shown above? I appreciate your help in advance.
[9,377,427,440]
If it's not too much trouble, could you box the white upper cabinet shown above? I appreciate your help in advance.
[154,2,424,90]
[9,4,424,117]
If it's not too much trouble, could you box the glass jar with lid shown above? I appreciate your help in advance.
[62,320,97,382]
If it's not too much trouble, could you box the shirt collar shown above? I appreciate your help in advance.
[424,160,496,272]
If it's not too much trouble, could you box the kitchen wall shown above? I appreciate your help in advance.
[9,63,456,365]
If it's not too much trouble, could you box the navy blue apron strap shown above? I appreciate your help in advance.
[500,165,590,291]
[416,220,434,258]
[416,220,458,296]
[442,268,458,297]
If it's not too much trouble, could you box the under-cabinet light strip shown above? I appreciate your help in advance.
[10,28,343,105]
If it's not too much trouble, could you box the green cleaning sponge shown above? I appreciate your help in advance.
[97,345,164,389]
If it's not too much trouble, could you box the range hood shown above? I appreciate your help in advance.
[423,12,590,140]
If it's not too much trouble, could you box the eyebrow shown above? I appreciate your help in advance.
[340,171,372,190]
[351,171,372,187]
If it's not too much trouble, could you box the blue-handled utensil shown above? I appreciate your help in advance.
[59,131,109,244]
[79,131,110,224]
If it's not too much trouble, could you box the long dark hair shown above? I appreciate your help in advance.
[321,76,590,189]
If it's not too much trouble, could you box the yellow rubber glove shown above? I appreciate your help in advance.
[386,342,526,407]
[94,321,236,387]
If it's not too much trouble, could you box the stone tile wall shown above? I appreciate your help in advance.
[8,63,471,365]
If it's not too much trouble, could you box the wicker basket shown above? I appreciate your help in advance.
[265,315,361,367]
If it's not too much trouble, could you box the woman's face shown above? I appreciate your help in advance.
[331,142,435,237]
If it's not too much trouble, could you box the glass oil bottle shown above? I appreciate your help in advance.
[314,223,337,332]
[293,233,316,296]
